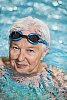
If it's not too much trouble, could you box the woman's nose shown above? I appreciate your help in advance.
[18,50,26,61]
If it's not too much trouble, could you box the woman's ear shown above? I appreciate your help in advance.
[41,48,49,61]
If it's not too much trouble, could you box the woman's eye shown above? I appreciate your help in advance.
[13,46,19,50]
[27,49,34,53]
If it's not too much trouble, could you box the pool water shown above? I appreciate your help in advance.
[0,0,67,99]
[0,65,66,100]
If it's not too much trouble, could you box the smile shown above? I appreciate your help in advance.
[16,63,28,69]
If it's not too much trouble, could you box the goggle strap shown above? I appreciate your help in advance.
[38,39,49,46]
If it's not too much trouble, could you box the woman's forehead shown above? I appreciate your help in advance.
[20,29,37,35]
[10,27,41,35]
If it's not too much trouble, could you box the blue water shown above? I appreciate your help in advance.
[0,66,66,100]
[0,0,67,72]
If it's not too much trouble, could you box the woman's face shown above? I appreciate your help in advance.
[9,30,45,74]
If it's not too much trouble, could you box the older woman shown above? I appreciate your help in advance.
[0,16,67,100]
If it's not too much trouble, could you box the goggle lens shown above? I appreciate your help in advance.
[28,34,39,42]
[10,31,21,39]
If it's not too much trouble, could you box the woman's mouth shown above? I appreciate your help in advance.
[16,63,28,69]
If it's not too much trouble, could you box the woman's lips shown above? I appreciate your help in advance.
[16,63,28,69]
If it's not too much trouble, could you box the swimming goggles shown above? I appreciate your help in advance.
[9,30,49,46]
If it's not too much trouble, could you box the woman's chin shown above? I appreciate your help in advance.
[14,66,29,74]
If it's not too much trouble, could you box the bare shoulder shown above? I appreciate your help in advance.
[49,65,67,88]
[0,57,10,66]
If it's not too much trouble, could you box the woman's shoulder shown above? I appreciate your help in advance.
[48,65,65,75]
[48,65,67,79]
[48,65,67,88]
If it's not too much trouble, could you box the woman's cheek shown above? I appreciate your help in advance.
[10,50,18,59]
[28,54,38,62]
